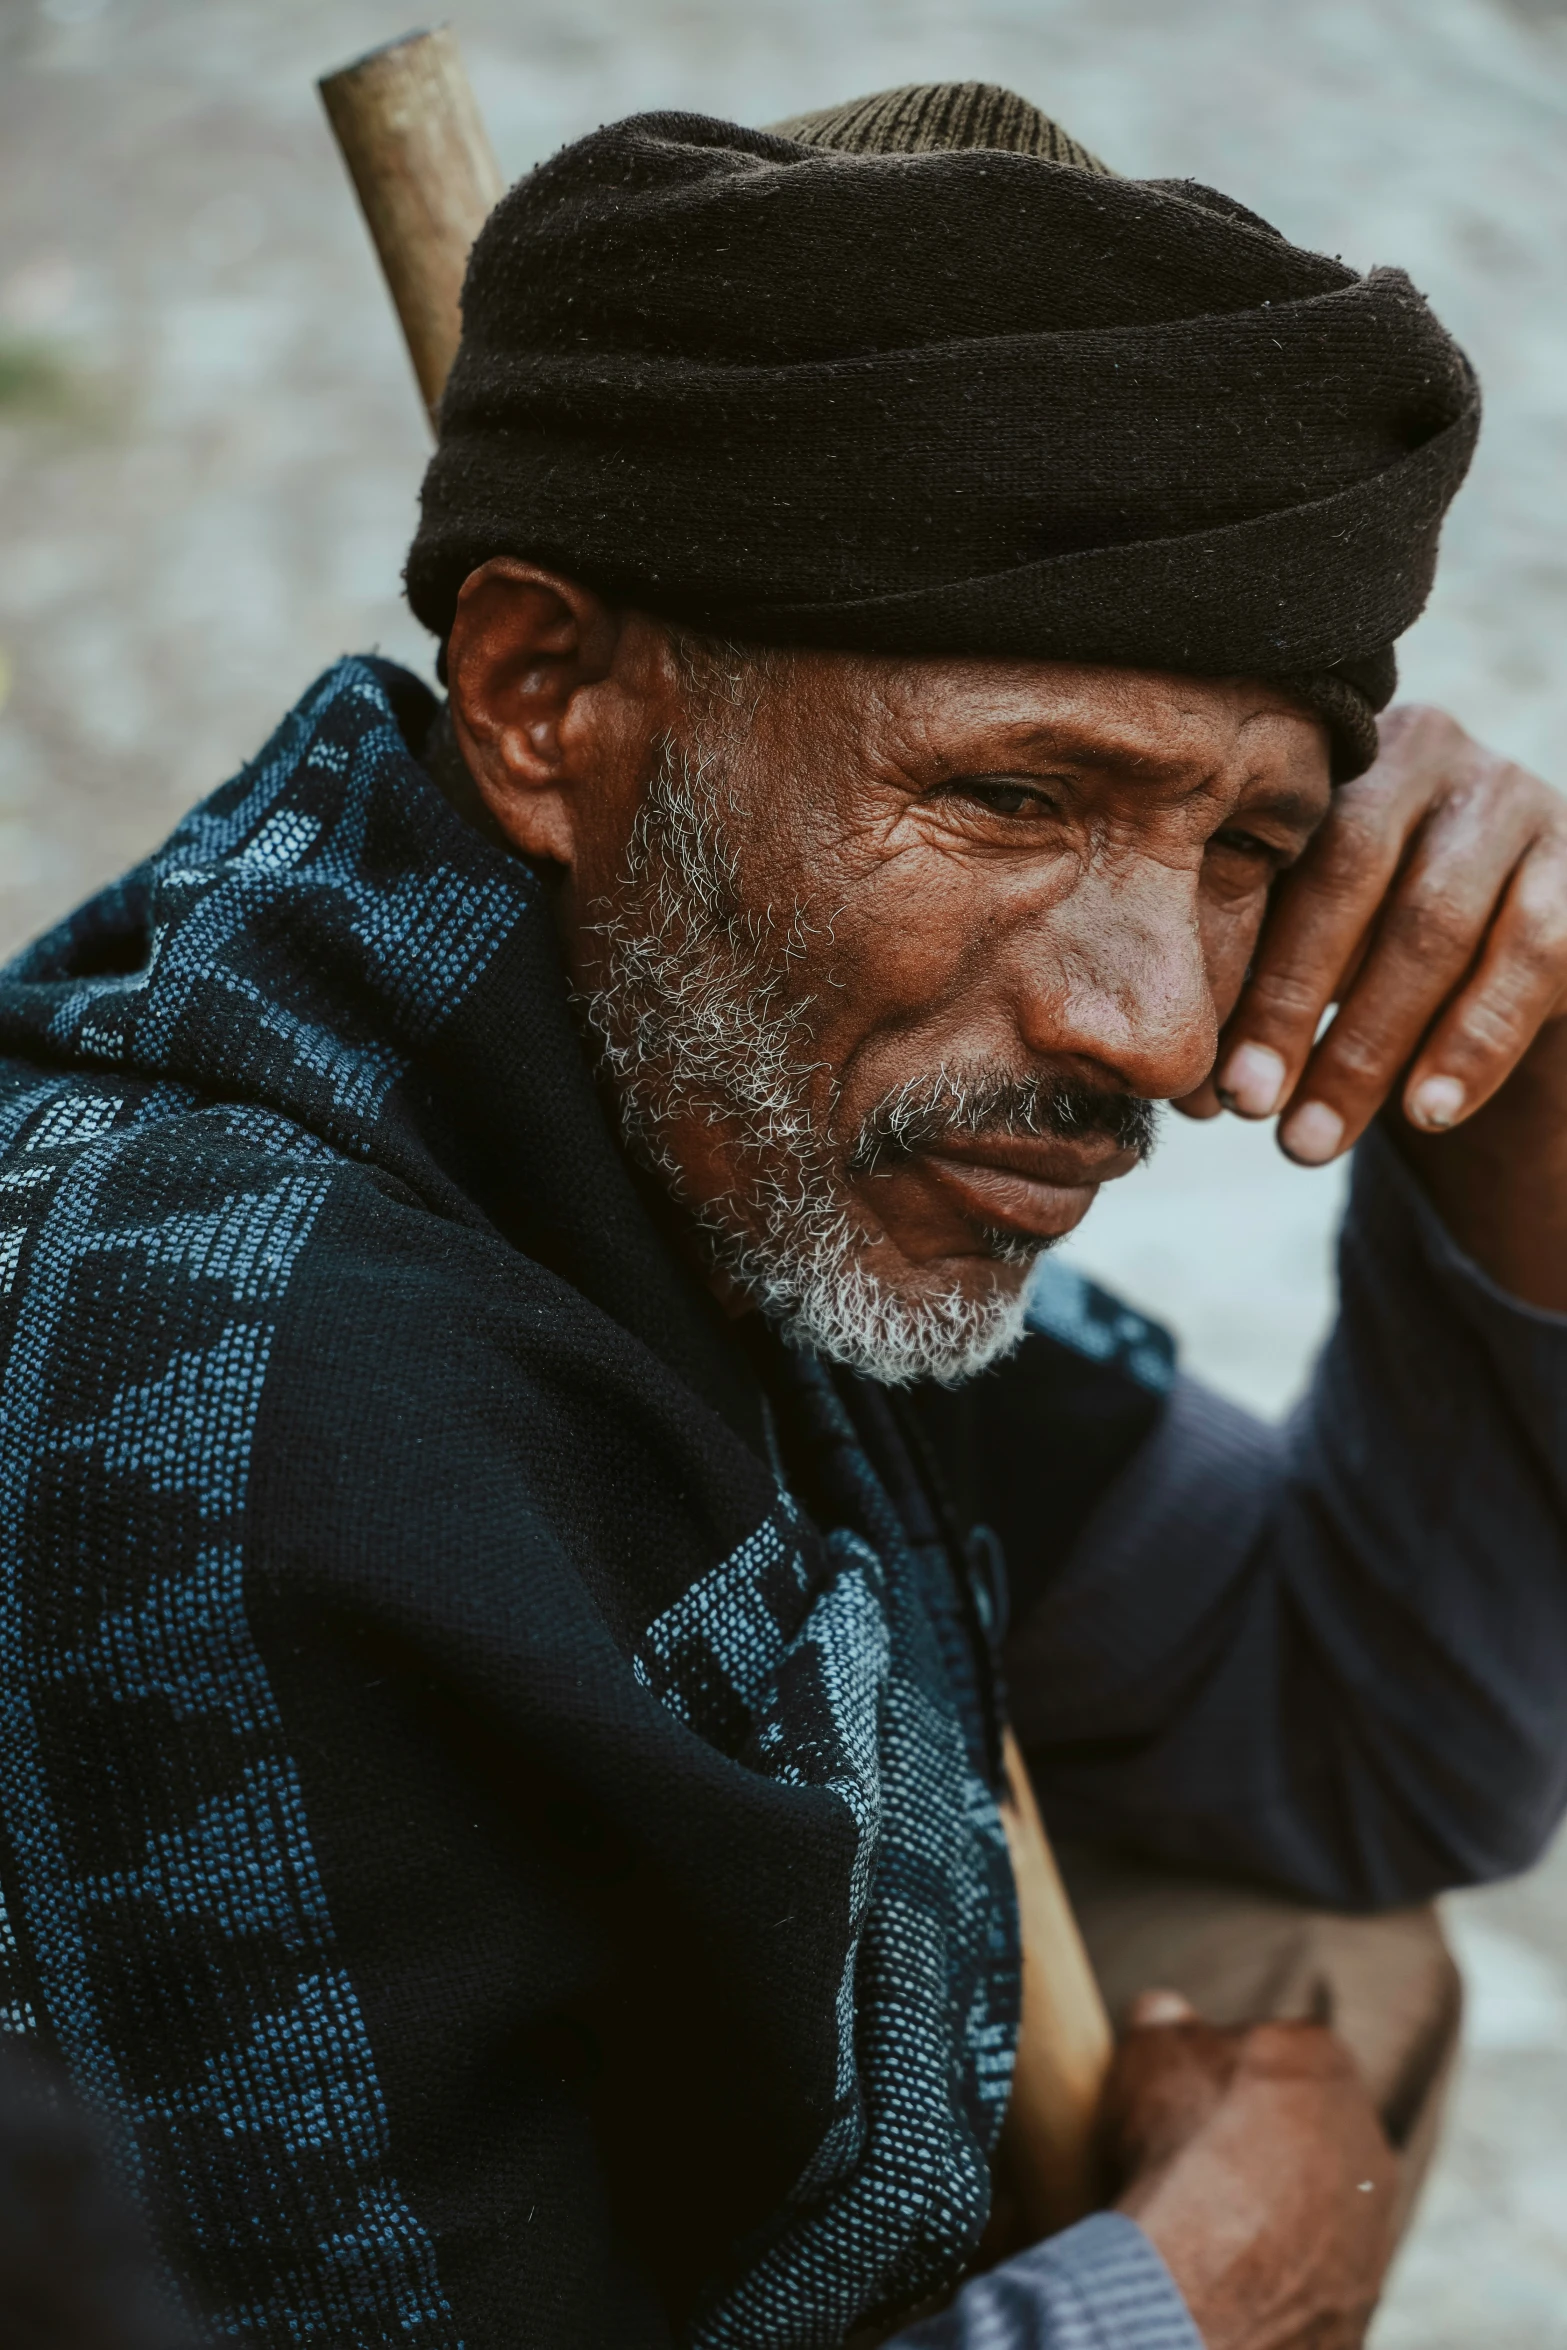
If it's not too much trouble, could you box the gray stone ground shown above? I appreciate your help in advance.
[4,0,1567,2336]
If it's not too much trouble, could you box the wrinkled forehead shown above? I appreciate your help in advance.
[749,648,1334,806]
[414,101,1478,791]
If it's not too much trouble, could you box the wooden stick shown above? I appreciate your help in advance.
[318,27,1118,2242]
[997,1728,1115,2236]
[319,28,503,427]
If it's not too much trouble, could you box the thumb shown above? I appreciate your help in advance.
[1126,1988,1200,2030]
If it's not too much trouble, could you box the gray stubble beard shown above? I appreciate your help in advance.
[578,721,1042,1388]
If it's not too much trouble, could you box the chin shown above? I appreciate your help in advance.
[865,1231,1045,1295]
[771,1240,1038,1389]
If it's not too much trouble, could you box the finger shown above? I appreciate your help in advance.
[1274,803,1545,1164]
[1216,716,1514,1120]
[1233,2020,1368,2092]
[1127,1989,1200,2029]
[1100,2010,1236,2179]
[1402,838,1567,1132]
[1171,1078,1223,1122]
[1214,799,1414,1118]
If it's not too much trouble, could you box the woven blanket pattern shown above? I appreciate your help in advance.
[0,659,1021,2347]
[0,662,535,2341]
[636,1492,1015,2347]
[0,1083,461,2343]
[6,660,525,1138]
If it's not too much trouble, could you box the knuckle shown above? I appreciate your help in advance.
[1312,802,1393,876]
[1386,701,1466,754]
[1515,869,1567,956]
[1460,760,1546,834]
[1491,755,1542,806]
[1302,845,1398,930]
[1242,964,1325,1027]
[1367,708,1554,837]
[1510,916,1567,985]
[1380,888,1474,965]
[1369,703,1469,783]
[1314,1023,1388,1089]
[1448,991,1534,1063]
[1240,2019,1352,2078]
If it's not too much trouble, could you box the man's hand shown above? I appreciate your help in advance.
[1185,705,1567,1310]
[1106,1992,1397,2350]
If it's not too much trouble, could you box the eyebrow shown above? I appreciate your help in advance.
[1232,784,1331,834]
[996,723,1159,767]
[984,728,1330,829]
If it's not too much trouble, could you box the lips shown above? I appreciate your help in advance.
[928,1130,1144,1185]
[914,1129,1143,1245]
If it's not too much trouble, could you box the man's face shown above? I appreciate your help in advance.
[450,586,1332,1383]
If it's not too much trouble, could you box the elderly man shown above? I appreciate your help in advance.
[1,79,1566,2350]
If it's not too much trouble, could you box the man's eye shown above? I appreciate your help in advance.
[1212,827,1285,867]
[946,778,1055,819]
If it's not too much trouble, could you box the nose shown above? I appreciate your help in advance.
[1012,856,1217,1102]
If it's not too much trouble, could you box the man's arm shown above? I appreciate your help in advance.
[997,709,1567,1905]
[888,2211,1204,2349]
[886,1997,1397,2350]
[1389,1013,1567,1312]
[1002,1116,1567,1907]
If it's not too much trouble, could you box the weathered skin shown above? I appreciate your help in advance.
[1203,700,1567,1313]
[1107,1991,1399,2350]
[445,555,1567,2345]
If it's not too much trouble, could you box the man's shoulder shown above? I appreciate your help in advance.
[0,1064,768,1638]
[0,656,538,1182]
[0,1065,595,1395]
[0,1069,355,1299]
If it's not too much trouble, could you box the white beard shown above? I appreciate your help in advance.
[578,728,1037,1388]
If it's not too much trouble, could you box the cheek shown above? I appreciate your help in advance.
[801,847,1015,1047]
[742,797,944,967]
[1202,890,1271,1025]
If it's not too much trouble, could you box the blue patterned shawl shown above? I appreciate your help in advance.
[0,659,1019,2348]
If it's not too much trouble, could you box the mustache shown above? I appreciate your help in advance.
[846,1067,1161,1178]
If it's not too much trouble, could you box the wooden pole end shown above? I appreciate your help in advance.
[319,25,504,426]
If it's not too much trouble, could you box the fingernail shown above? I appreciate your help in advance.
[1216,1041,1287,1118]
[1129,1989,1197,2028]
[1280,1100,1345,1164]
[1410,1075,1465,1131]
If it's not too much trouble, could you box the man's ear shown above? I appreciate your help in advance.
[443,559,631,869]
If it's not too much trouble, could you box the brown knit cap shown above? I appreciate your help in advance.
[413,87,1479,781]
[766,82,1385,776]
[770,81,1114,175]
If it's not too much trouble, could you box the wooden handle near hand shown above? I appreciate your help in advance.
[997,1728,1115,2235]
[318,27,1118,2240]
[319,28,503,426]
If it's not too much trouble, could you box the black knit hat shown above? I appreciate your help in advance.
[409,82,1480,779]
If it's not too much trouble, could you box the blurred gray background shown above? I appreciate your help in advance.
[3,0,1567,2335]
